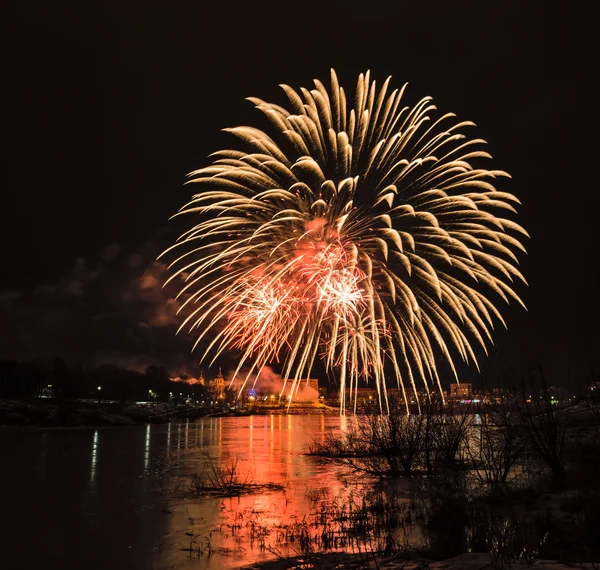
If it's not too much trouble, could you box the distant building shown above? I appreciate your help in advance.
[449,383,473,399]
[209,368,225,399]
[334,387,378,406]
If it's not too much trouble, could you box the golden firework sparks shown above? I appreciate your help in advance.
[162,70,528,413]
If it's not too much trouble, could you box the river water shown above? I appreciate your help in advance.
[1,415,412,570]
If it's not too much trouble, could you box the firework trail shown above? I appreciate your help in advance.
[162,70,527,413]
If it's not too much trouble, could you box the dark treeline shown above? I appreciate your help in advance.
[0,359,207,403]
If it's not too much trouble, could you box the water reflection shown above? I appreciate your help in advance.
[90,429,99,483]
[0,414,587,569]
[0,416,371,570]
[143,423,151,471]
[155,415,364,567]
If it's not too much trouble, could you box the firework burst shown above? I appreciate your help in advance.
[162,70,527,413]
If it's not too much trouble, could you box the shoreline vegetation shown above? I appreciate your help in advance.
[177,437,600,569]
[297,391,600,567]
[167,387,600,568]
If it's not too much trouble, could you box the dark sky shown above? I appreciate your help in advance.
[3,1,595,382]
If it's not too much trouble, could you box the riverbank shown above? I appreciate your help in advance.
[0,398,334,428]
[0,398,213,428]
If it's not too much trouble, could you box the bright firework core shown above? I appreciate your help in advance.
[226,227,375,382]
[162,70,527,413]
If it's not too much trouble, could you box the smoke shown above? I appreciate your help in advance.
[0,242,202,376]
[226,365,319,403]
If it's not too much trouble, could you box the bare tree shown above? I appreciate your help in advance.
[467,400,524,491]
[514,368,570,479]
[369,410,426,475]
[308,395,427,477]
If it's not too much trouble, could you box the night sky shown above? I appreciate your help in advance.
[3,1,595,384]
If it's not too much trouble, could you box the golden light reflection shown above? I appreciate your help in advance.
[249,414,254,456]
[269,414,274,462]
[165,415,422,566]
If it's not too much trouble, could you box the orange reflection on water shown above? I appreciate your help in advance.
[161,414,359,569]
